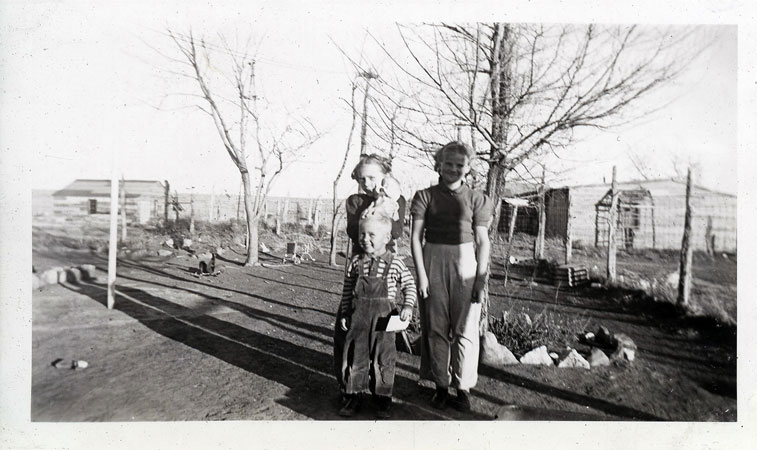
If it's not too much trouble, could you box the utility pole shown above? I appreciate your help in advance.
[359,70,378,155]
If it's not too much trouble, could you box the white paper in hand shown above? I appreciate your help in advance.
[385,315,410,332]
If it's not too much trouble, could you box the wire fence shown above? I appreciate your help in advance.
[497,179,736,262]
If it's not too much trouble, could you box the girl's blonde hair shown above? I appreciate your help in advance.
[434,141,475,171]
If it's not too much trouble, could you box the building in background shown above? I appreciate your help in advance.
[52,179,168,224]
[499,179,737,253]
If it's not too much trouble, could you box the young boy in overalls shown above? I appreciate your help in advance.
[337,215,416,419]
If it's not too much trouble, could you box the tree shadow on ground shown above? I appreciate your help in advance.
[476,364,663,421]
[68,280,489,420]
[92,256,336,317]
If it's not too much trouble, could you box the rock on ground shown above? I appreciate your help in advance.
[480,331,519,366]
[519,346,553,366]
[612,347,636,362]
[65,268,82,283]
[612,333,638,351]
[589,348,611,367]
[558,349,590,369]
[79,264,97,280]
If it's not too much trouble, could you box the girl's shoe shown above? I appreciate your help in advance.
[338,394,362,417]
[375,396,392,419]
[452,390,471,412]
[431,386,448,409]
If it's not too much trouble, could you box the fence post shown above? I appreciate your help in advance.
[174,191,180,223]
[606,166,618,285]
[307,198,314,226]
[120,175,127,242]
[677,168,694,307]
[313,201,321,234]
[164,180,170,223]
[565,189,572,264]
[209,187,215,222]
[534,170,546,260]
[503,203,519,286]
[189,191,195,236]
[107,173,119,309]
[276,200,282,235]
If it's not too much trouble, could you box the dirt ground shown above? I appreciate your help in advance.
[31,225,736,421]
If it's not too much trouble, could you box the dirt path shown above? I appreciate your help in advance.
[31,247,735,421]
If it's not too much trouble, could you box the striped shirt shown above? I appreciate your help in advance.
[340,252,417,316]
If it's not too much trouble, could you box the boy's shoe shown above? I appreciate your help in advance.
[338,395,362,417]
[375,396,392,419]
[452,390,471,412]
[431,386,449,409]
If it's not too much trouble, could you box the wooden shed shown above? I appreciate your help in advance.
[52,179,169,224]
[498,179,736,252]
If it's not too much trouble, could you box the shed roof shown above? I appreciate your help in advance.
[53,179,166,198]
[561,178,735,198]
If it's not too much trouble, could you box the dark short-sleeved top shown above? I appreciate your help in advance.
[410,184,493,245]
[346,193,406,255]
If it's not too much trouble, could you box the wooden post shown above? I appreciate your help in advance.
[606,166,618,285]
[236,181,242,221]
[174,192,180,223]
[164,180,170,223]
[209,186,215,222]
[705,215,714,257]
[275,200,282,235]
[189,191,195,236]
[107,174,119,309]
[677,168,694,307]
[313,201,320,234]
[119,176,127,242]
[565,189,573,264]
[503,204,519,286]
[307,198,314,226]
[534,170,546,260]
[283,199,290,225]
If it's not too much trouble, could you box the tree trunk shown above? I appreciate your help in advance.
[329,198,340,266]
[564,190,573,264]
[241,170,258,266]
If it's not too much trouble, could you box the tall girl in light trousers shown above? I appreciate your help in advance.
[410,141,493,412]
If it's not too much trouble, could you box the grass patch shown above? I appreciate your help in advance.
[488,306,591,358]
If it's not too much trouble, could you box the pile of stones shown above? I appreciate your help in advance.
[481,325,637,370]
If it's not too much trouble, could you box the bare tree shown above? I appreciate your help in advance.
[329,80,359,266]
[169,30,319,265]
[371,23,704,205]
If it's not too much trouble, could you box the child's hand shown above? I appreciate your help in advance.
[340,317,349,331]
[399,305,413,321]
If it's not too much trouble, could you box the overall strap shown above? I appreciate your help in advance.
[380,253,394,279]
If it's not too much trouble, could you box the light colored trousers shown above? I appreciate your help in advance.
[419,242,481,390]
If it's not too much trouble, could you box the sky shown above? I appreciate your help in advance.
[0,3,738,201]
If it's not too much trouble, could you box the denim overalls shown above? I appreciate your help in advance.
[340,254,397,397]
